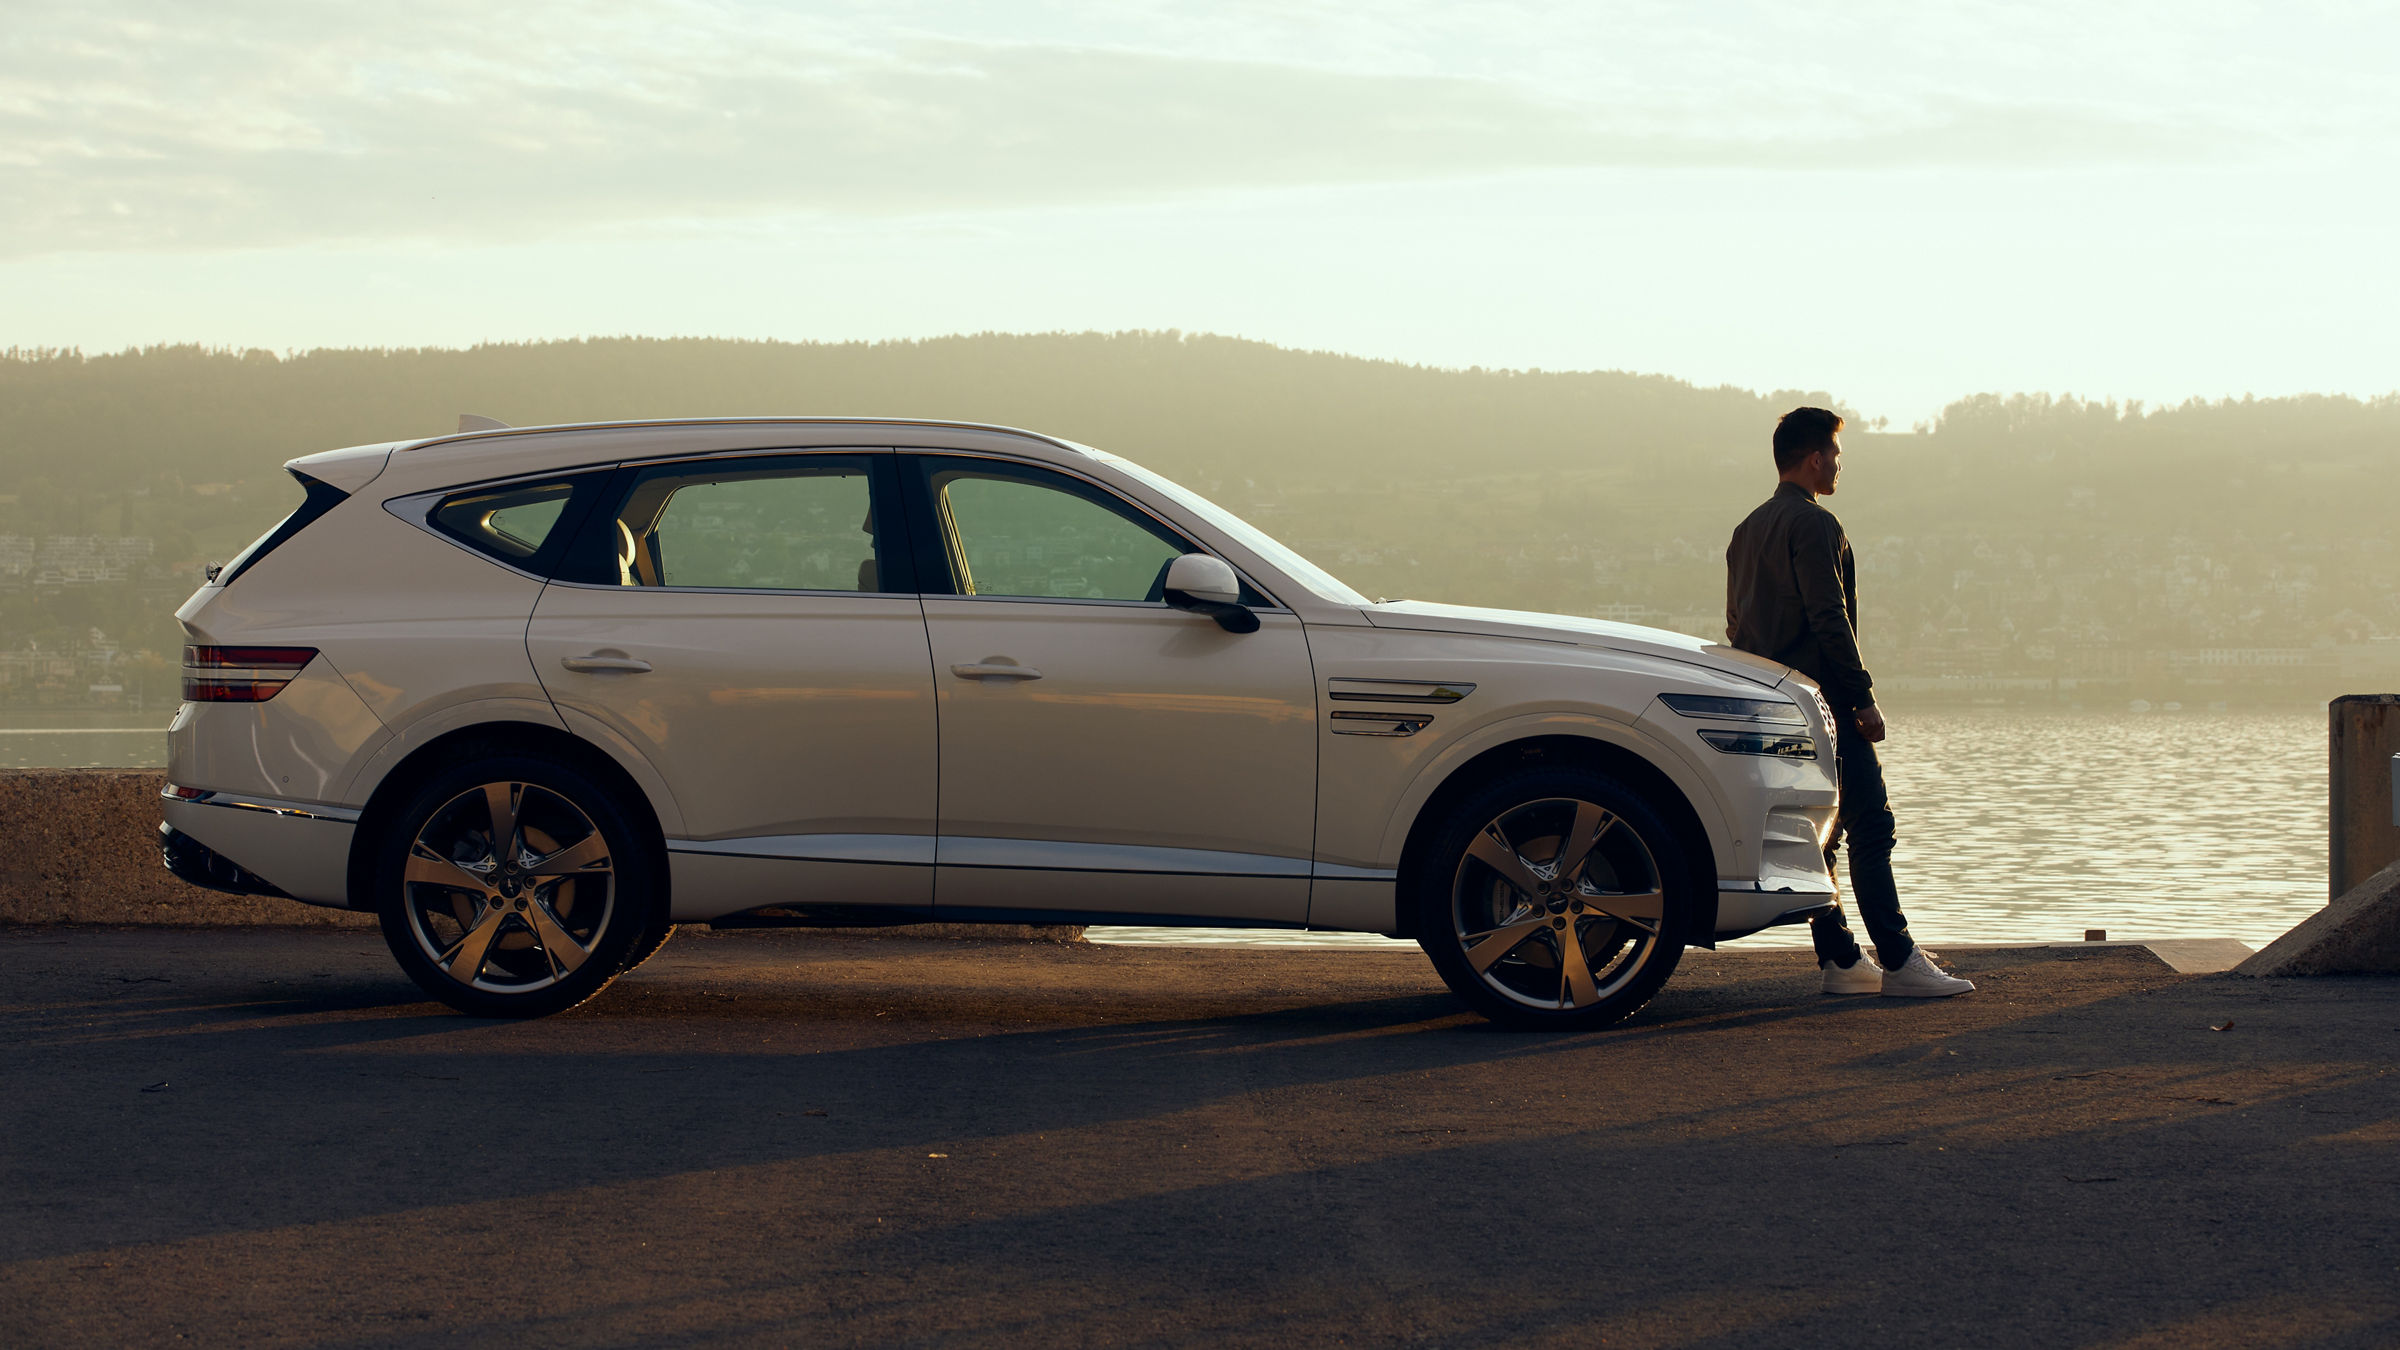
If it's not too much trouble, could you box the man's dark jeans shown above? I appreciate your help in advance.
[1811,716,1916,971]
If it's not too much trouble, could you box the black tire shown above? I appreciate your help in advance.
[619,921,678,975]
[1413,765,1691,1030]
[373,751,663,1018]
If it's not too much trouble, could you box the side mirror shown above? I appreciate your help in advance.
[1162,553,1259,634]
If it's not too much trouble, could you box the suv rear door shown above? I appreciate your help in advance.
[526,449,938,919]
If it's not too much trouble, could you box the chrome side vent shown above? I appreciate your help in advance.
[1330,711,1433,737]
[1327,678,1474,705]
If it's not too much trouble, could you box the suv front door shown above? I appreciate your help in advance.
[527,450,938,920]
[902,454,1318,925]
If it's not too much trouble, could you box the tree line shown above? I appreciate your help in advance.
[0,334,2394,705]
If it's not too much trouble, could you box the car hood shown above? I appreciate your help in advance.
[1360,600,1792,690]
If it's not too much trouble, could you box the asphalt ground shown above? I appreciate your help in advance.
[1,926,2395,1349]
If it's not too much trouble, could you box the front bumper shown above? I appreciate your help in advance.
[1638,678,1841,940]
[1714,882,1837,939]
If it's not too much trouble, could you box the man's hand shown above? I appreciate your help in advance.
[1854,704,1887,743]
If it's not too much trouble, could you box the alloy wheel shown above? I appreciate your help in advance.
[399,780,617,994]
[1450,796,1668,1012]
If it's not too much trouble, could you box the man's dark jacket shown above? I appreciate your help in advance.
[1725,481,1875,712]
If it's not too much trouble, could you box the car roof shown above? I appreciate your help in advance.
[305,417,1106,495]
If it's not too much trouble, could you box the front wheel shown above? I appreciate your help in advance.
[1413,766,1691,1030]
[374,753,661,1018]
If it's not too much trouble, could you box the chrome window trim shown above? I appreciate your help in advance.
[919,592,1292,616]
[389,448,895,588]
[538,580,902,598]
[393,444,1294,608]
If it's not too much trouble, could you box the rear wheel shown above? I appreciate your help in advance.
[374,753,661,1018]
[1413,766,1690,1030]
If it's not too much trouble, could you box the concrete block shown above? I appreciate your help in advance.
[0,769,370,927]
[2235,854,2400,976]
[2329,694,2400,896]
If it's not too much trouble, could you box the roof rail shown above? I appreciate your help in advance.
[400,415,1087,457]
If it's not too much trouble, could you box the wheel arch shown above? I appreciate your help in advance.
[1387,730,1723,947]
[345,720,669,912]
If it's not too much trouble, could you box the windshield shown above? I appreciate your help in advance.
[1096,454,1370,607]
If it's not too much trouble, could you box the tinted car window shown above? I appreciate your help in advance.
[431,481,578,563]
[924,462,1188,602]
[611,457,884,592]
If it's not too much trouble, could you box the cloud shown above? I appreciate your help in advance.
[0,2,2272,258]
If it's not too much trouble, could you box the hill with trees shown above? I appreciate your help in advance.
[0,334,2393,707]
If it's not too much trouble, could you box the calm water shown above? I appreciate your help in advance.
[0,710,174,770]
[1100,708,2330,950]
[6,708,2327,948]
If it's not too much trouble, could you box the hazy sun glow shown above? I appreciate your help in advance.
[4,1,2395,420]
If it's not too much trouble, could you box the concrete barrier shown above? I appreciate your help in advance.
[2329,694,2400,896]
[2236,855,2400,977]
[2236,700,2400,976]
[0,770,368,927]
[0,769,1079,940]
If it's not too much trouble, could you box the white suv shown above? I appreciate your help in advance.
[160,418,1839,1027]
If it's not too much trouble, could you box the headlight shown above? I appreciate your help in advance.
[1697,729,1818,758]
[1658,693,1807,725]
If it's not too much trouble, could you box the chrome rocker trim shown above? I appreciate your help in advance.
[161,786,363,824]
[668,833,1398,882]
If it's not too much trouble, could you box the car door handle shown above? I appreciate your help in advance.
[950,662,1042,681]
[560,654,653,674]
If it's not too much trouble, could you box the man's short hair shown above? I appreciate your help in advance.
[1773,407,1844,472]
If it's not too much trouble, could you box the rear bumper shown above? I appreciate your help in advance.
[158,823,290,898]
[160,788,359,908]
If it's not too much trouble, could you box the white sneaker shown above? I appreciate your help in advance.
[1821,953,1883,995]
[1880,948,1975,998]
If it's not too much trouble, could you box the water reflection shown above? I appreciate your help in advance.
[1100,709,2330,950]
[0,714,170,770]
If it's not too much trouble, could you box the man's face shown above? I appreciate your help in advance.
[1808,436,1844,495]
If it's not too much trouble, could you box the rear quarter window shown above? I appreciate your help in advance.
[433,482,574,560]
[419,474,608,575]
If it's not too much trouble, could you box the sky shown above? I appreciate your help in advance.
[3,0,2394,423]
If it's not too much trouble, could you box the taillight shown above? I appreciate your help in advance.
[183,646,317,702]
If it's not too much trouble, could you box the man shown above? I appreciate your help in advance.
[1725,407,1973,998]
